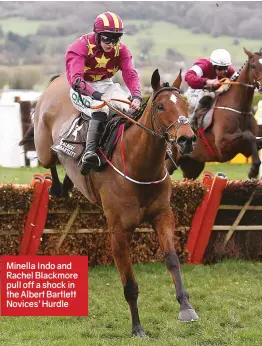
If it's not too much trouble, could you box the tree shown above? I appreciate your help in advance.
[9,67,42,89]
[0,25,4,38]
[0,68,9,88]
[137,39,155,62]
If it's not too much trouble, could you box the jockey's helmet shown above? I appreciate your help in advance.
[93,11,124,34]
[210,49,232,67]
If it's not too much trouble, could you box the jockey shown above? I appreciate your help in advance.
[185,49,235,128]
[65,11,142,175]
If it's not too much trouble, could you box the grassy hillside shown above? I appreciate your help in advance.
[124,20,261,64]
[1,17,261,65]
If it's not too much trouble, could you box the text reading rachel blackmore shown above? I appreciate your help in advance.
[0,256,88,316]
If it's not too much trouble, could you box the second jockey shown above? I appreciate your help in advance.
[65,11,142,175]
[185,49,235,128]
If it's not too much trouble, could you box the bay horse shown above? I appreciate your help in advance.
[167,48,262,179]
[33,69,198,336]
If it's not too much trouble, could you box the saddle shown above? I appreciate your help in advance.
[193,95,216,131]
[194,78,232,131]
[52,111,139,172]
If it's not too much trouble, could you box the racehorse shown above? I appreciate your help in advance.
[31,69,198,336]
[166,48,262,179]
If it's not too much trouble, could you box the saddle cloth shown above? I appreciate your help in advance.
[51,112,135,172]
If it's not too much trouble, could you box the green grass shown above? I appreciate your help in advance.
[0,17,57,36]
[1,260,262,345]
[0,163,253,185]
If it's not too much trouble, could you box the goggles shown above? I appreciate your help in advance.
[100,34,121,45]
[215,65,228,71]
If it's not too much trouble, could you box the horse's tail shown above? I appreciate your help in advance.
[19,125,34,146]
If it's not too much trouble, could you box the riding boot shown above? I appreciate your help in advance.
[79,112,106,175]
[190,95,214,130]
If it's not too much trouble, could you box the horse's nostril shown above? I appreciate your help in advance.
[177,136,187,146]
[177,135,197,147]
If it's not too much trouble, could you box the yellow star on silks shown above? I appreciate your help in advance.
[84,66,91,73]
[95,54,111,68]
[87,39,96,55]
[107,66,119,75]
[114,43,121,57]
[90,74,104,81]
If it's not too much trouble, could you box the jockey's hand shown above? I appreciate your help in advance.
[206,79,218,86]
[73,77,86,93]
[130,97,141,110]
[101,94,111,103]
[205,79,219,91]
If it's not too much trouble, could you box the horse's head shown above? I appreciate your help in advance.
[244,47,262,93]
[150,69,197,156]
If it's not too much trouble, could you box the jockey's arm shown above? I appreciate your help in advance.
[185,64,207,89]
[65,36,103,100]
[119,45,142,102]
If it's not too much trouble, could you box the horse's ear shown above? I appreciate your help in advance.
[172,69,182,89]
[151,69,161,91]
[243,47,253,58]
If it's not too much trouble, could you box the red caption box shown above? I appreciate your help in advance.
[0,256,88,316]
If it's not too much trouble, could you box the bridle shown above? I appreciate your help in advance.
[214,56,262,115]
[150,85,190,144]
[248,57,262,92]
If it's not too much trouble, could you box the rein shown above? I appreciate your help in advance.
[217,78,255,89]
[79,86,190,143]
[77,86,188,183]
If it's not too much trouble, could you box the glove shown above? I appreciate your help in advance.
[130,96,141,110]
[73,77,87,93]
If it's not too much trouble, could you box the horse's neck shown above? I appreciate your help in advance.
[230,64,254,111]
[123,100,166,179]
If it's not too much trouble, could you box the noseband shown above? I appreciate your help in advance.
[151,86,190,143]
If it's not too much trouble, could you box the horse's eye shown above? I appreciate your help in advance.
[157,103,164,111]
[250,64,255,69]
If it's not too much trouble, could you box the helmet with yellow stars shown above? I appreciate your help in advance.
[93,11,124,34]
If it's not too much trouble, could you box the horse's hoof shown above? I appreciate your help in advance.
[132,325,147,338]
[178,308,199,322]
[248,166,259,179]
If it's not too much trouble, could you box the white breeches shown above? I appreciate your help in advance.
[70,79,130,118]
[186,87,215,112]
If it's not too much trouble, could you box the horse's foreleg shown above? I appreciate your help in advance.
[179,157,205,180]
[110,228,146,337]
[152,208,199,322]
[50,167,73,197]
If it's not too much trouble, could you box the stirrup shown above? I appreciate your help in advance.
[78,151,101,175]
[82,151,101,165]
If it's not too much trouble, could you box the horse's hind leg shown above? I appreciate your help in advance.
[34,113,57,169]
[179,157,205,180]
[243,131,261,179]
[110,225,146,337]
[152,208,199,322]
